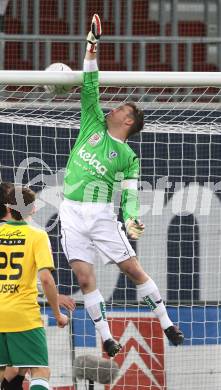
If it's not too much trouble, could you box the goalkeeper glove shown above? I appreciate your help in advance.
[125,218,145,240]
[86,14,102,53]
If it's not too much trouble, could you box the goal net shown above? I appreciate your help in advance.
[0,71,221,390]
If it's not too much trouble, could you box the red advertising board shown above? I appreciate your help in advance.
[104,316,166,390]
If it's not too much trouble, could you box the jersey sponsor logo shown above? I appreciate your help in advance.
[77,145,108,175]
[0,238,25,245]
[88,133,102,146]
[109,151,118,159]
[0,228,25,238]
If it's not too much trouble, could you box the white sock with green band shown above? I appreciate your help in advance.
[137,279,173,330]
[30,377,49,390]
[84,289,112,341]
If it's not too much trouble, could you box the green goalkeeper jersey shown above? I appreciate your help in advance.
[64,71,139,222]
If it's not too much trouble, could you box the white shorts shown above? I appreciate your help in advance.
[60,199,136,265]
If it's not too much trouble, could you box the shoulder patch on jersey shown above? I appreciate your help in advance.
[109,151,118,159]
[88,132,102,146]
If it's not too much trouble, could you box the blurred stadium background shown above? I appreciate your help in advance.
[1,0,221,72]
[1,1,221,389]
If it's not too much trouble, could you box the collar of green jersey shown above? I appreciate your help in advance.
[6,220,28,225]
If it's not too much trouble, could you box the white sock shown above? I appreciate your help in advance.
[137,279,173,330]
[30,378,49,389]
[84,289,112,342]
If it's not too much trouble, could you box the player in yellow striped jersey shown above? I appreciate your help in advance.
[0,185,69,390]
[0,182,75,389]
[0,183,75,309]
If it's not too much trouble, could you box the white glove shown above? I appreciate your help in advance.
[125,218,145,240]
[87,14,102,53]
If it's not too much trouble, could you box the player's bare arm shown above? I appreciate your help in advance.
[85,15,144,241]
[39,269,69,328]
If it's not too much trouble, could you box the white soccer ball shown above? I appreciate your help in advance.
[44,62,72,95]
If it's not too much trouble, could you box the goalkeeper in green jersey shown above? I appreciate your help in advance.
[60,14,184,356]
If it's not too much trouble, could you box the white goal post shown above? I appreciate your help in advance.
[0,70,221,86]
[0,70,221,390]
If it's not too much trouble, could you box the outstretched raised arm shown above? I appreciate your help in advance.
[79,14,104,134]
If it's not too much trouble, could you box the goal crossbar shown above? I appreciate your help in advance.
[0,71,221,86]
[0,70,221,134]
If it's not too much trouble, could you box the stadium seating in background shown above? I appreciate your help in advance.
[40,0,59,18]
[65,43,80,71]
[4,42,33,70]
[176,20,206,36]
[51,42,69,63]
[132,0,149,35]
[99,43,127,71]
[132,21,161,71]
[166,21,207,71]
[132,0,149,16]
[3,15,21,33]
[36,41,80,70]
[3,0,22,34]
[4,42,21,69]
[166,43,207,71]
[1,0,217,72]
[86,0,113,22]
[40,0,69,34]
[146,63,172,71]
[39,19,68,35]
[86,0,126,34]
[132,43,163,71]
[133,19,160,36]
[192,63,219,72]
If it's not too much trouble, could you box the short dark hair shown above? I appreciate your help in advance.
[7,185,35,221]
[0,182,13,219]
[125,102,144,136]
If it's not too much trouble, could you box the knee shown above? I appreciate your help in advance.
[71,262,95,292]
[31,367,50,380]
[124,257,140,275]
[72,267,95,291]
[76,271,94,291]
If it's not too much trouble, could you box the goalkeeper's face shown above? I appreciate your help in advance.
[106,104,134,131]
